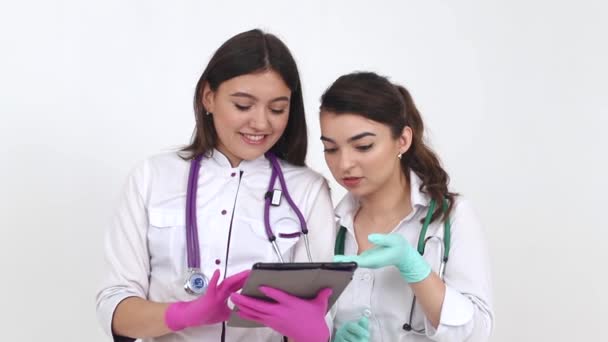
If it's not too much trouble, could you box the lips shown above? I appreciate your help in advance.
[240,133,267,145]
[342,177,362,187]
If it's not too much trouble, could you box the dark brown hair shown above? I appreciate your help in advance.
[181,29,308,166]
[320,72,457,222]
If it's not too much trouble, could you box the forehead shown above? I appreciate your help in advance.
[320,112,388,137]
[216,70,291,98]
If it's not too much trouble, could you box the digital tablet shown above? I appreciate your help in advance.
[227,262,358,328]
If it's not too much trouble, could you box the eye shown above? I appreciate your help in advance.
[270,108,287,115]
[323,147,338,154]
[355,144,373,151]
[234,103,251,111]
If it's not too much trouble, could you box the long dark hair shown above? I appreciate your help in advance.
[320,72,457,223]
[181,29,308,166]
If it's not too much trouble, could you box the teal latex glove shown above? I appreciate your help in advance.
[333,317,369,342]
[334,233,431,283]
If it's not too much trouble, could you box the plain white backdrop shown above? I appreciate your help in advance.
[1,0,607,341]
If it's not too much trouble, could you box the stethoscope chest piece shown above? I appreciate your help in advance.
[184,269,208,296]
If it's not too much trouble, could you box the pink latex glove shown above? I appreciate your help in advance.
[231,287,332,342]
[164,269,250,331]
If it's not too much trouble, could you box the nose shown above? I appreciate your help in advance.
[338,149,356,173]
[248,107,270,131]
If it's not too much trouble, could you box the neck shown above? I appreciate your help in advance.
[357,170,413,227]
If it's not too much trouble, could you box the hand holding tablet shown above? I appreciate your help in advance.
[227,262,357,328]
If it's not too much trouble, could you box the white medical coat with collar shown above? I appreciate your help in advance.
[96,150,336,342]
[333,172,494,342]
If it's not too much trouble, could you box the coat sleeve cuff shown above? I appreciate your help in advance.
[97,291,142,340]
[424,285,474,339]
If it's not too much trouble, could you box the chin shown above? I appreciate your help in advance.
[341,184,369,197]
[239,150,266,161]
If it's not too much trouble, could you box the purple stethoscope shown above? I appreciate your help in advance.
[184,152,313,295]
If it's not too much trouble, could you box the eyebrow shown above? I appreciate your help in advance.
[320,132,377,143]
[229,92,290,103]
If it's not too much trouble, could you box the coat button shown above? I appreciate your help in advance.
[215,259,221,265]
[231,172,236,177]
[221,210,227,215]
[363,309,372,317]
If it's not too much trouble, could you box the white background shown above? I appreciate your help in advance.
[1,1,606,341]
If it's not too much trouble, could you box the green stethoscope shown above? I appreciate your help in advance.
[334,198,452,334]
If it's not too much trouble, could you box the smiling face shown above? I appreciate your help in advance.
[202,70,291,166]
[320,111,412,197]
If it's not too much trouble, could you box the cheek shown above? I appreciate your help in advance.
[214,108,244,133]
[213,118,234,140]
[324,155,339,173]
[361,150,392,176]
[270,114,289,133]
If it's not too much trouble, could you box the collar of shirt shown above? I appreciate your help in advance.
[334,171,431,236]
[203,148,272,174]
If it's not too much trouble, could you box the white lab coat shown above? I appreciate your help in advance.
[96,150,336,342]
[333,172,494,342]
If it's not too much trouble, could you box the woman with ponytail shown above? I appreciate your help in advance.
[320,72,493,341]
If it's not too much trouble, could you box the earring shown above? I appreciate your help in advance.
[205,111,211,116]
[397,152,403,159]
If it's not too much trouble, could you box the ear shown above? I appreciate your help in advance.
[398,126,413,155]
[201,82,216,113]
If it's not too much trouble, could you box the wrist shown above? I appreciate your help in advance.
[311,327,330,342]
[397,258,431,283]
[297,322,329,342]
[164,301,190,331]
[402,266,431,283]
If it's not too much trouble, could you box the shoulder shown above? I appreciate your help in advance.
[446,195,487,241]
[129,150,189,178]
[449,196,478,222]
[144,150,189,170]
[124,150,189,192]
[279,159,329,189]
[276,160,333,209]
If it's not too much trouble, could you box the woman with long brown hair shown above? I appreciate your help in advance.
[96,29,336,342]
[321,72,494,341]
